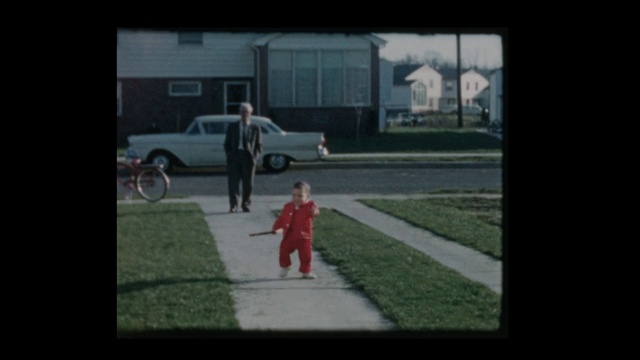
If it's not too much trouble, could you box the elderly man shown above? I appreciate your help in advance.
[223,102,263,213]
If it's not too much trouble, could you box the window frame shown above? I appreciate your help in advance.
[412,82,427,106]
[445,80,453,91]
[268,49,370,108]
[169,81,202,97]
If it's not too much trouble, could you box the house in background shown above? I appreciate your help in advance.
[404,64,442,113]
[117,29,386,143]
[438,67,490,109]
[381,64,492,120]
[383,64,421,119]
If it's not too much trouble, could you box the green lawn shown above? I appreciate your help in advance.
[327,128,501,153]
[117,197,503,334]
[359,196,502,259]
[117,203,240,335]
[313,209,502,331]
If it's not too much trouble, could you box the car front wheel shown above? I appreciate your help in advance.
[263,154,290,173]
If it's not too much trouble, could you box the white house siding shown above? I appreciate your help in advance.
[489,68,502,123]
[117,30,256,78]
[405,65,442,113]
[460,70,489,106]
[439,69,489,109]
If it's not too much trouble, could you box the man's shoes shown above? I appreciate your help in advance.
[279,267,290,278]
[242,206,250,213]
[229,207,238,213]
[301,272,317,279]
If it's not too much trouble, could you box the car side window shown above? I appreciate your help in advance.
[203,122,227,135]
[260,125,269,134]
[187,123,201,135]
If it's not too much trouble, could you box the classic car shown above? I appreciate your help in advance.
[126,115,328,173]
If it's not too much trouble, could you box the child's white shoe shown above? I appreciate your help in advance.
[279,267,290,278]
[301,272,317,279]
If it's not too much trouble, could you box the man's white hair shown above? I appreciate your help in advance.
[239,102,253,113]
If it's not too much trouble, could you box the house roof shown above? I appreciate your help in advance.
[251,33,387,47]
[392,64,422,85]
[436,67,492,80]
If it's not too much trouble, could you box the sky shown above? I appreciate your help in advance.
[374,33,503,69]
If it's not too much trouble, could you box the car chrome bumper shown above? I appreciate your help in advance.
[318,146,329,157]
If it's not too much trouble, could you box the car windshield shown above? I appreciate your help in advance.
[264,122,284,134]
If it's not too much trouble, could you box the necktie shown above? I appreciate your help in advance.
[242,124,248,150]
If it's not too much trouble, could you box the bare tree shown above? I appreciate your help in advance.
[462,47,480,69]
[395,53,420,65]
[421,50,444,68]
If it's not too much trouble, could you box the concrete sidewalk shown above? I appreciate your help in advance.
[140,194,502,331]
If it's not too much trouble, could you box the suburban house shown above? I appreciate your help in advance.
[438,67,490,110]
[382,64,420,118]
[381,64,491,117]
[117,29,386,144]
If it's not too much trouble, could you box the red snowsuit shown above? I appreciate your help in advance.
[272,200,319,274]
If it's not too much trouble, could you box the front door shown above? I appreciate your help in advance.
[225,82,250,115]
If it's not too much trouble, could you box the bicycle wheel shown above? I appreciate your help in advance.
[136,167,169,202]
[117,162,136,200]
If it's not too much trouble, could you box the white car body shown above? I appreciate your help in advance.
[463,104,483,115]
[127,115,328,172]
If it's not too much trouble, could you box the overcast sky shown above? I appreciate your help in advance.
[374,33,503,69]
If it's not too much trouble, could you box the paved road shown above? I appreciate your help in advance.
[167,166,502,197]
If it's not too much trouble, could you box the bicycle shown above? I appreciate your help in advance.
[117,156,170,202]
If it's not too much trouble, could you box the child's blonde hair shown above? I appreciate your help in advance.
[293,181,311,194]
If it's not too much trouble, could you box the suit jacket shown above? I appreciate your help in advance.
[224,120,262,161]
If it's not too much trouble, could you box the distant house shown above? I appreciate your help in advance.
[404,64,442,113]
[384,64,421,117]
[381,64,491,119]
[438,67,490,110]
[117,29,386,143]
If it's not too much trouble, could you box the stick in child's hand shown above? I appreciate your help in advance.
[249,230,275,237]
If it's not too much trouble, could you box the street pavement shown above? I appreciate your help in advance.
[118,193,502,332]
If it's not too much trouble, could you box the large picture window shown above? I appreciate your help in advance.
[269,49,369,107]
[295,51,317,106]
[269,51,293,106]
[321,51,343,106]
[413,82,427,106]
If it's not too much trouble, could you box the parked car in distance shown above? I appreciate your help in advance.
[439,104,458,114]
[126,115,329,173]
[463,104,483,115]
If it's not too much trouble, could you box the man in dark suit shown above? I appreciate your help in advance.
[223,102,263,213]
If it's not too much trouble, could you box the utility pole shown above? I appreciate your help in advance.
[456,32,463,128]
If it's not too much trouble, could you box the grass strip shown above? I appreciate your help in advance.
[117,203,239,333]
[312,209,501,331]
[359,197,502,259]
